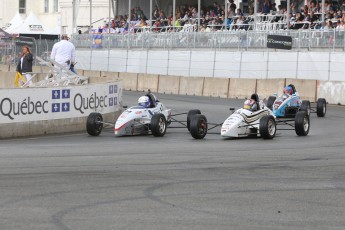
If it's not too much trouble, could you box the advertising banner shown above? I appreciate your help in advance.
[0,82,122,124]
[267,35,292,50]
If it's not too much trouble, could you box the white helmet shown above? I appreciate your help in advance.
[138,96,151,108]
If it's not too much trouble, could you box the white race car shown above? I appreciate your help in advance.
[87,92,171,137]
[86,91,200,137]
[190,94,310,139]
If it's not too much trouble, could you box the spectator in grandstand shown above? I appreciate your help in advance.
[176,8,182,19]
[303,5,309,15]
[322,19,334,31]
[309,11,319,28]
[159,10,166,19]
[229,0,236,12]
[290,0,300,14]
[262,0,271,14]
[50,34,76,70]
[309,0,318,13]
[182,11,190,21]
[153,19,161,32]
[153,5,160,19]
[139,18,147,28]
[16,46,33,84]
[235,15,245,30]
[135,7,145,19]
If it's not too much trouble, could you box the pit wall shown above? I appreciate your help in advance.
[0,71,122,139]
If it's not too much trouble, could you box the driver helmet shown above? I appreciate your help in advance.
[243,99,257,111]
[283,86,293,95]
[138,96,151,108]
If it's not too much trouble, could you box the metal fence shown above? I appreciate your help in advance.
[0,37,56,66]
[1,30,344,68]
[71,30,345,51]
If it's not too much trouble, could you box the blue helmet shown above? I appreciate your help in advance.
[284,86,293,95]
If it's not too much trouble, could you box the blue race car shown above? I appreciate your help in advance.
[266,84,326,118]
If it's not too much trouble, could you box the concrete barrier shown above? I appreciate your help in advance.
[228,79,257,99]
[9,65,17,72]
[89,76,118,84]
[119,72,138,91]
[0,72,15,88]
[0,64,10,72]
[158,75,180,95]
[317,81,345,105]
[256,79,286,100]
[179,77,205,96]
[101,71,119,79]
[82,70,101,78]
[286,79,317,102]
[0,113,120,139]
[203,78,229,98]
[137,74,159,92]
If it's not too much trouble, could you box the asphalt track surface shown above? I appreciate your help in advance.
[0,91,345,230]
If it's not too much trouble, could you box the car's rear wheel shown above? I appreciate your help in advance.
[86,112,103,136]
[316,98,327,117]
[259,115,276,139]
[187,109,201,131]
[190,114,208,139]
[151,114,167,137]
[266,96,276,110]
[295,111,310,136]
[300,100,311,116]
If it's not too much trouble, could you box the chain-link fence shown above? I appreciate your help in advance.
[1,30,344,69]
[0,37,57,66]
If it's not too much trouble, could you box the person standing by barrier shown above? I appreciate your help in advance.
[16,46,33,85]
[50,34,76,71]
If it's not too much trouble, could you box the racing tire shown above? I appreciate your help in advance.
[187,109,201,131]
[259,115,276,139]
[295,111,310,136]
[266,96,276,110]
[300,100,311,117]
[150,114,167,137]
[316,98,326,117]
[190,114,208,139]
[86,112,103,136]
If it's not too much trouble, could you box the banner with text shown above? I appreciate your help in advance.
[0,82,122,123]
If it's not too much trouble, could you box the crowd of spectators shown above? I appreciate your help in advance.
[92,0,345,34]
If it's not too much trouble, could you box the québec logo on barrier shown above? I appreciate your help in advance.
[52,89,70,113]
[108,85,118,107]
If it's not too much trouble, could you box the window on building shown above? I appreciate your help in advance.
[19,0,26,14]
[44,0,49,13]
[53,0,58,12]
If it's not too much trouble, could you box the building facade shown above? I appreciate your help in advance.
[0,0,116,35]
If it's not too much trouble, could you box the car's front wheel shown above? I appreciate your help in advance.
[259,115,276,139]
[150,114,167,137]
[187,109,201,131]
[86,112,103,136]
[190,114,208,139]
[295,111,310,136]
[300,100,311,116]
